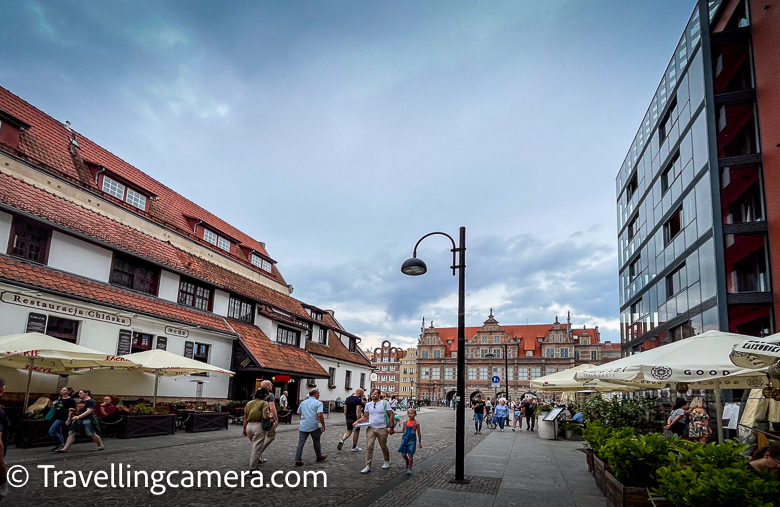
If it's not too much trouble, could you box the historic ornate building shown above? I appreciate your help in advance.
[417,311,602,402]
[399,347,418,398]
[369,339,407,395]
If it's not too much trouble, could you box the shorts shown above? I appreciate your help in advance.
[346,418,360,431]
[69,418,97,436]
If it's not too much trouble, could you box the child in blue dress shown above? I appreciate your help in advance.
[398,408,422,474]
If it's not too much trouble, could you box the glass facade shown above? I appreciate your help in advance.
[616,0,774,352]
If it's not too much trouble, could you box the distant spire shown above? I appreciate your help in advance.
[489,308,493,318]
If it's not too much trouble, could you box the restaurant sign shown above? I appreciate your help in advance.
[164,326,189,338]
[1,291,131,326]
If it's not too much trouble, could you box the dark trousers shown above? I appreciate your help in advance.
[295,429,322,462]
[526,414,535,430]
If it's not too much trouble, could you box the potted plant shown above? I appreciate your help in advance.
[756,417,770,432]
[327,383,337,389]
[561,422,584,441]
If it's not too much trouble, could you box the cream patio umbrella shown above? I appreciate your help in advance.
[120,349,234,407]
[0,333,141,409]
[530,364,628,392]
[729,333,780,371]
[573,330,780,442]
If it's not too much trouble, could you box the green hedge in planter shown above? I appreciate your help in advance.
[582,395,659,431]
[652,440,780,507]
[560,422,583,435]
[600,432,676,488]
[582,420,635,457]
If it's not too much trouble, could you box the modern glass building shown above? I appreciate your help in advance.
[617,0,780,354]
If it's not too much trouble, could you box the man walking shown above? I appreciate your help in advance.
[260,380,279,456]
[354,388,394,473]
[523,398,536,431]
[295,389,327,466]
[338,388,364,452]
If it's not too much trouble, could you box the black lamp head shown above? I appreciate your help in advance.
[401,257,427,276]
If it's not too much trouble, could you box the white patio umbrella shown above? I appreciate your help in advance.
[574,330,779,443]
[530,364,628,392]
[730,333,780,370]
[120,349,234,407]
[0,333,141,409]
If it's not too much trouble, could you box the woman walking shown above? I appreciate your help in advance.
[512,402,523,431]
[48,387,75,451]
[56,389,104,452]
[243,388,272,469]
[494,399,509,432]
[398,408,422,474]
[687,397,710,444]
[664,398,689,438]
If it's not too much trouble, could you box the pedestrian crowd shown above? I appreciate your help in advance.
[470,392,537,433]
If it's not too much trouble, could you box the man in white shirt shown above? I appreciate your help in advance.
[280,391,288,410]
[354,388,394,473]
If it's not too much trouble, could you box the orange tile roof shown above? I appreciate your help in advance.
[229,320,328,378]
[0,85,285,286]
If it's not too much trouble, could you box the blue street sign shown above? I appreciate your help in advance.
[491,376,500,383]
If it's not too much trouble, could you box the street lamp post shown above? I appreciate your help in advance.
[401,227,468,484]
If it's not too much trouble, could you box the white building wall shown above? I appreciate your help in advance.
[158,270,180,303]
[0,211,11,248]
[0,283,234,400]
[47,231,113,283]
[213,289,230,317]
[306,355,372,405]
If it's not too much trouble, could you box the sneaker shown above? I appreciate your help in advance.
[295,462,304,467]
[317,455,328,462]
[406,468,413,475]
[382,461,390,469]
[259,458,267,463]
[360,466,371,474]
[512,428,515,432]
[351,446,362,452]
[337,440,344,451]
[500,429,504,432]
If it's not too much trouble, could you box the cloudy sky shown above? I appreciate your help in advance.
[1,0,698,351]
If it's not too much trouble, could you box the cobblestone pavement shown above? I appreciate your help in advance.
[3,406,480,507]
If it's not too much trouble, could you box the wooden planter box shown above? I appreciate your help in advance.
[184,411,229,433]
[118,414,176,439]
[594,453,607,494]
[585,448,594,476]
[604,468,669,507]
[15,419,93,448]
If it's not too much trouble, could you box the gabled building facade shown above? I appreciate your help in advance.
[417,311,602,402]
[369,340,407,396]
[0,85,372,406]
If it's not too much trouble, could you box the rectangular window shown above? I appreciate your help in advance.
[433,350,441,358]
[630,300,641,323]
[227,295,254,323]
[481,336,488,343]
[381,366,388,371]
[530,368,541,379]
[659,97,677,143]
[45,316,79,344]
[431,368,440,380]
[660,150,681,194]
[421,350,429,359]
[629,256,640,280]
[493,336,500,343]
[381,385,387,392]
[479,367,488,380]
[178,278,213,311]
[664,207,683,245]
[193,343,210,363]
[591,350,597,360]
[318,327,328,345]
[627,215,638,240]
[403,368,407,374]
[445,367,454,380]
[389,385,395,392]
[468,367,477,380]
[575,350,580,360]
[203,229,218,246]
[666,263,686,298]
[9,217,51,264]
[360,373,366,389]
[348,337,356,352]
[546,348,555,358]
[493,349,501,359]
[262,259,272,272]
[518,368,529,381]
[507,367,514,380]
[560,348,569,358]
[389,375,396,382]
[421,368,430,379]
[131,332,153,353]
[217,236,231,252]
[626,171,638,201]
[389,365,395,371]
[102,176,125,200]
[328,367,336,386]
[125,188,147,210]
[109,253,160,295]
[381,375,387,382]
[276,326,301,347]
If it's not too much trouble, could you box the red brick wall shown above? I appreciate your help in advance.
[750,0,780,319]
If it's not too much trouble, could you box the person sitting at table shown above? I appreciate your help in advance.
[749,444,780,476]
[564,411,585,425]
[96,396,117,419]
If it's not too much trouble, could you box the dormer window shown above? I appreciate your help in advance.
[250,253,273,273]
[101,175,149,211]
[310,310,323,321]
[202,228,231,252]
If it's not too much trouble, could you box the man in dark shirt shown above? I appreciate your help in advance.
[522,399,536,431]
[338,388,365,452]
[471,392,486,434]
